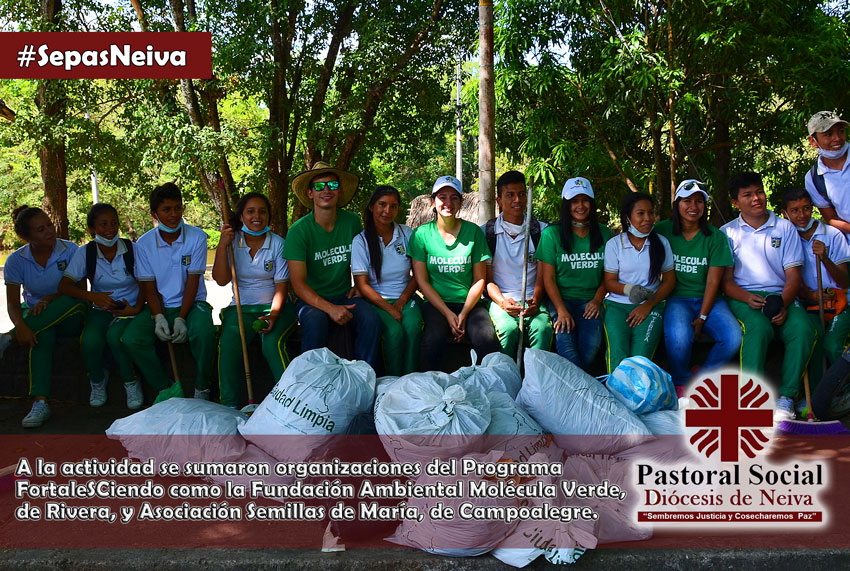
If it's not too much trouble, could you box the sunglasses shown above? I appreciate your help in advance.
[681,181,707,193]
[312,181,340,191]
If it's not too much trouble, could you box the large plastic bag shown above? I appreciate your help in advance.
[453,350,522,398]
[375,371,490,464]
[640,409,684,435]
[517,349,652,455]
[485,392,563,464]
[606,356,676,414]
[238,348,376,462]
[386,450,518,557]
[374,375,399,414]
[106,398,247,465]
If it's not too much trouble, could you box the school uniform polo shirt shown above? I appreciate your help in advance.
[4,239,78,308]
[603,233,674,304]
[805,156,850,234]
[63,240,140,305]
[480,215,548,300]
[351,223,413,299]
[229,231,289,306]
[720,212,803,294]
[797,220,850,291]
[134,223,208,307]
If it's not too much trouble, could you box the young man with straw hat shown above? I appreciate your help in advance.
[283,161,381,366]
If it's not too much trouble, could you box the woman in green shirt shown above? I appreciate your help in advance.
[537,177,611,372]
[409,175,500,371]
[655,179,741,395]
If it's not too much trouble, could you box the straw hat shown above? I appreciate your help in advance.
[291,161,359,208]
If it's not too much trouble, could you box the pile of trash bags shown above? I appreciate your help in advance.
[107,347,688,567]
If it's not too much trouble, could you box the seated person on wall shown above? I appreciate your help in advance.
[351,185,423,376]
[804,111,850,237]
[1,206,87,428]
[655,180,741,398]
[603,192,675,373]
[537,177,611,373]
[781,186,850,386]
[482,170,552,359]
[121,182,217,400]
[57,203,146,411]
[283,161,381,367]
[720,172,815,424]
[212,192,298,407]
[409,175,501,372]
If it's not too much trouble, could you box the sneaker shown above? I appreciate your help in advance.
[795,398,809,418]
[0,333,11,357]
[21,400,50,428]
[89,369,108,407]
[124,380,143,410]
[773,396,795,424]
[194,388,210,400]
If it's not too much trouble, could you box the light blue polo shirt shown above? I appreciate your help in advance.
[4,239,78,308]
[229,231,289,306]
[351,223,413,299]
[604,232,674,304]
[481,214,548,300]
[721,212,803,294]
[797,220,850,291]
[63,241,140,306]
[135,224,208,307]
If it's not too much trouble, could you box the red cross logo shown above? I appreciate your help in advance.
[684,373,774,462]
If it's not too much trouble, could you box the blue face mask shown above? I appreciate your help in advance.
[94,234,120,247]
[156,217,183,234]
[795,218,815,232]
[242,224,270,237]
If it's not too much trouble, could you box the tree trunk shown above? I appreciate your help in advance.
[478,0,495,224]
[711,112,734,226]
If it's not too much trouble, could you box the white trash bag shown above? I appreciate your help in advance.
[239,348,376,462]
[453,350,523,398]
[375,371,490,464]
[606,356,676,414]
[485,391,563,464]
[517,349,652,455]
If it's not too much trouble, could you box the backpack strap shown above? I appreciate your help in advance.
[809,163,831,205]
[485,218,497,256]
[85,241,97,283]
[122,238,135,278]
[530,218,541,249]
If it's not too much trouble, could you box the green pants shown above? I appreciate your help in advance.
[217,303,297,407]
[374,298,423,376]
[12,296,87,398]
[489,301,553,358]
[824,309,850,365]
[603,300,665,373]
[121,303,215,391]
[81,309,136,385]
[728,294,816,398]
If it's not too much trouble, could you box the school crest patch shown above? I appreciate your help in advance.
[770,236,781,248]
[57,260,67,271]
[264,260,273,272]
[181,255,191,266]
[395,244,406,256]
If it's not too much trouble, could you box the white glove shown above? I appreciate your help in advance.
[153,314,172,341]
[171,317,188,343]
[623,283,654,304]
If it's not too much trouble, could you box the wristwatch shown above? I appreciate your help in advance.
[699,314,708,321]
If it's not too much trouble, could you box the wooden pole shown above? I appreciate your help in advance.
[478,0,495,224]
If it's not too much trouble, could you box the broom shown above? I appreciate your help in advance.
[516,182,533,366]
[226,235,258,415]
[153,292,185,404]
[776,254,849,435]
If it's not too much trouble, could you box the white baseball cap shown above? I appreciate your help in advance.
[431,175,463,196]
[675,179,709,201]
[561,177,594,200]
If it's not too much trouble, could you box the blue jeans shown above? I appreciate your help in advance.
[663,297,742,386]
[548,298,603,373]
[295,295,381,368]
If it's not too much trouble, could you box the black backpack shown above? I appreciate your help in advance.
[85,239,135,283]
[485,217,541,256]
[809,164,830,205]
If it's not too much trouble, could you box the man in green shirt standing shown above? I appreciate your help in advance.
[283,162,380,367]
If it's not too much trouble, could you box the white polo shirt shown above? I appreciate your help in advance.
[481,215,548,300]
[135,223,208,307]
[603,232,674,305]
[63,240,140,306]
[229,231,289,306]
[351,223,413,299]
[797,220,850,291]
[805,155,850,234]
[4,239,78,308]
[721,212,803,293]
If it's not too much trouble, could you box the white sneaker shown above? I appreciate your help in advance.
[194,388,210,400]
[22,400,50,428]
[89,369,108,407]
[773,396,795,424]
[124,380,143,410]
[0,333,11,357]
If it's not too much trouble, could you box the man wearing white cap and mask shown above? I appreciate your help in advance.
[805,111,850,236]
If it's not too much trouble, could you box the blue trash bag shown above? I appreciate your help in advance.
[606,356,676,414]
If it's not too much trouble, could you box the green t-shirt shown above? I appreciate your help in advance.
[408,220,491,304]
[282,209,363,298]
[654,219,733,298]
[535,223,612,300]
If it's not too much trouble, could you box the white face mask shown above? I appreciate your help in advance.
[627,224,651,239]
[817,141,849,160]
[501,218,525,236]
[94,233,120,247]
[795,218,815,232]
